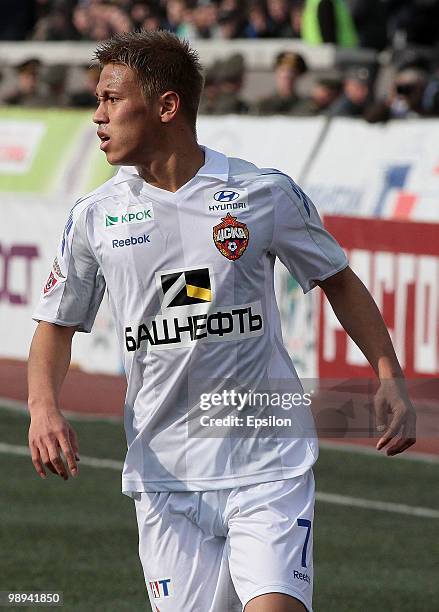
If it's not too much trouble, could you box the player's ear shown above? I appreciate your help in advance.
[159,91,180,124]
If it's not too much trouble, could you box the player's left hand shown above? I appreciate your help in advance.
[374,378,416,456]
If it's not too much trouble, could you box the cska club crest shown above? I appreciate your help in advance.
[43,271,58,295]
[213,213,249,261]
[43,257,66,296]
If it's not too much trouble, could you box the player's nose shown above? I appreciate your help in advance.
[93,102,108,125]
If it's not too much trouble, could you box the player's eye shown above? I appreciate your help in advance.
[109,97,118,104]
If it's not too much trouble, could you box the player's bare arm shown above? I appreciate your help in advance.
[317,265,416,456]
[28,321,79,480]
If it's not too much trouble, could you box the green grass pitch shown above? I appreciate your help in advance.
[0,407,437,611]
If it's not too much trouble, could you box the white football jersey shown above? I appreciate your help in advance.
[33,147,348,494]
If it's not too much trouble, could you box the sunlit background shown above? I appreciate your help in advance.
[0,1,438,610]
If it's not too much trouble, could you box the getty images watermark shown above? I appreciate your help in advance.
[187,378,437,439]
[198,389,312,429]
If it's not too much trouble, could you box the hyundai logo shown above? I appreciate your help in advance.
[214,190,240,203]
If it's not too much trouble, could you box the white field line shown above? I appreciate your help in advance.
[0,398,123,423]
[2,399,438,464]
[316,492,439,519]
[1,442,438,520]
[319,440,439,464]
[0,442,123,470]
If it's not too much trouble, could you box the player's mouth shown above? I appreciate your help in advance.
[97,131,110,151]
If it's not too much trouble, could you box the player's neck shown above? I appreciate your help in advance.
[136,138,204,193]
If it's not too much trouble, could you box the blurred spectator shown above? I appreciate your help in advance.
[3,59,48,107]
[3,0,439,51]
[298,75,343,115]
[108,7,134,35]
[72,5,90,40]
[2,0,439,52]
[32,4,78,41]
[301,0,358,46]
[164,0,194,38]
[348,0,387,50]
[366,68,431,122]
[386,0,439,48]
[41,64,70,107]
[394,48,433,74]
[244,1,272,38]
[217,8,246,39]
[253,51,308,114]
[3,0,439,122]
[88,20,112,42]
[0,0,36,40]
[142,12,162,32]
[423,65,439,116]
[69,65,101,108]
[130,3,150,29]
[219,0,240,11]
[329,67,373,117]
[59,1,135,41]
[290,0,304,37]
[199,61,222,114]
[213,54,249,114]
[192,3,218,39]
[267,0,295,38]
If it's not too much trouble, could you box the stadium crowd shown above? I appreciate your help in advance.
[1,1,439,120]
[3,0,439,49]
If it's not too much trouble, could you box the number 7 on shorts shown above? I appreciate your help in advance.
[297,518,312,568]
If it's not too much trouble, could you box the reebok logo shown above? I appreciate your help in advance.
[112,234,150,249]
[293,570,311,584]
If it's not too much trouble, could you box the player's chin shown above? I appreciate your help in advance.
[105,148,134,167]
[104,150,124,166]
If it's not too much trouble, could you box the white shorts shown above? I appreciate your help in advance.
[134,470,315,612]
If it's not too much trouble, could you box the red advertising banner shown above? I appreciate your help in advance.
[319,216,438,378]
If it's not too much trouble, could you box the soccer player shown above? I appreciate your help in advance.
[28,31,416,612]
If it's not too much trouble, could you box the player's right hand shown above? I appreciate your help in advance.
[28,409,79,480]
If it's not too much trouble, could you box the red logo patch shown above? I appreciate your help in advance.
[43,271,58,295]
[213,213,249,261]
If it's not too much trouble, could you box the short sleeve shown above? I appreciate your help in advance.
[269,178,348,293]
[32,203,106,332]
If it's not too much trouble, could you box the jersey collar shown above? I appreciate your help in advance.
[113,146,229,186]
